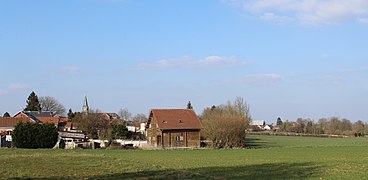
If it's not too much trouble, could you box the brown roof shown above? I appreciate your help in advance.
[65,122,73,127]
[37,117,60,124]
[0,117,34,128]
[59,117,68,122]
[150,109,202,130]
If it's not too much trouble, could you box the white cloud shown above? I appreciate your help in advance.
[0,83,29,96]
[337,66,368,73]
[323,75,345,86]
[225,0,368,25]
[259,12,293,23]
[137,56,245,70]
[243,73,283,83]
[61,66,79,74]
[358,18,368,24]
[9,83,29,90]
[224,73,282,85]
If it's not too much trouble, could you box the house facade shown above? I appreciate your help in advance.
[13,111,64,125]
[146,109,202,148]
[0,117,34,147]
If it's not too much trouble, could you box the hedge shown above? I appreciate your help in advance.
[12,122,58,148]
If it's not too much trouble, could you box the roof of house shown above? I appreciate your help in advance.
[59,117,68,122]
[13,111,43,123]
[13,111,60,124]
[148,109,202,130]
[25,111,54,117]
[251,120,265,126]
[59,121,78,129]
[0,117,34,128]
[106,113,120,119]
[36,117,60,124]
[66,122,73,127]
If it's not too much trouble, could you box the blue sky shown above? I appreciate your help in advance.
[1,0,368,123]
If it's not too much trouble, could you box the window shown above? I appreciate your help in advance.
[180,133,184,141]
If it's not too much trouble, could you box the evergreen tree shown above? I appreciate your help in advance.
[111,124,129,139]
[12,122,58,148]
[276,117,283,126]
[24,91,41,111]
[187,101,193,109]
[67,108,75,120]
[3,112,11,117]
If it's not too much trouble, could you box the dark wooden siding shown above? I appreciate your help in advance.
[161,129,200,148]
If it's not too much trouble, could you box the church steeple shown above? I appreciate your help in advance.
[82,96,89,113]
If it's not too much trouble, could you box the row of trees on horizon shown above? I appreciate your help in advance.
[276,117,367,137]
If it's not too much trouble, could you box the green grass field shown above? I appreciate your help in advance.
[1,135,368,179]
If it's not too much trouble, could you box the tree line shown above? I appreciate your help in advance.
[279,117,367,137]
[9,91,368,150]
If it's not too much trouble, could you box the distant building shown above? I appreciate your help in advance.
[251,120,266,129]
[82,96,89,113]
[264,124,272,131]
[0,117,34,147]
[125,121,146,133]
[13,111,66,125]
[140,122,146,134]
[80,96,120,122]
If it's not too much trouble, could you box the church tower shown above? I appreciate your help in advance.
[82,96,89,113]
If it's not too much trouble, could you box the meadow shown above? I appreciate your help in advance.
[1,135,368,179]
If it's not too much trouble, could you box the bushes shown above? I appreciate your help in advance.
[201,97,251,148]
[12,122,59,148]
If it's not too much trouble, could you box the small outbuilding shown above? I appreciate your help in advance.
[145,109,202,148]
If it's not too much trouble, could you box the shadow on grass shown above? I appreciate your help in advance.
[86,162,321,180]
[245,136,277,149]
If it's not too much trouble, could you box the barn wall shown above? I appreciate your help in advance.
[146,116,161,147]
[161,129,200,148]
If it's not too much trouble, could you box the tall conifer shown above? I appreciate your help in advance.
[24,91,41,111]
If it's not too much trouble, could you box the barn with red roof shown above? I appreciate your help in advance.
[146,109,202,148]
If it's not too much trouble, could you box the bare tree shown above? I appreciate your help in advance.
[201,97,251,148]
[353,120,365,136]
[132,113,147,122]
[118,107,132,121]
[39,96,66,116]
[76,109,110,139]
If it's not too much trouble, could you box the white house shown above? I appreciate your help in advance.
[251,120,265,129]
[264,124,272,130]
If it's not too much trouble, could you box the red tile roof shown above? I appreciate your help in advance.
[59,117,68,122]
[0,117,34,127]
[65,122,73,127]
[13,111,63,125]
[37,117,60,124]
[150,109,202,130]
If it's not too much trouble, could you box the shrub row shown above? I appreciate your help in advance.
[12,122,59,148]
